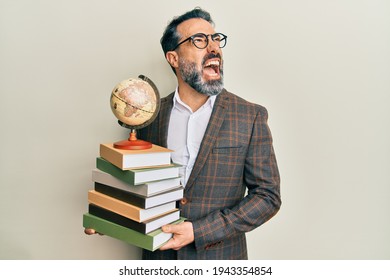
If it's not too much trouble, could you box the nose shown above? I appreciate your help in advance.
[207,37,220,53]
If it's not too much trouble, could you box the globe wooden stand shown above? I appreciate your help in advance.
[113,129,152,150]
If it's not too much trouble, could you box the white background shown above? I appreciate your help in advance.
[0,0,389,259]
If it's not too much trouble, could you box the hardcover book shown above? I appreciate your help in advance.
[96,157,181,185]
[100,143,173,170]
[88,204,180,234]
[83,213,186,251]
[94,182,184,209]
[92,168,182,197]
[87,190,177,222]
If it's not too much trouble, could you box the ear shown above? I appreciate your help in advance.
[166,51,179,68]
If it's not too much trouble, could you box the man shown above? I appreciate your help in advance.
[138,7,281,259]
[86,7,281,260]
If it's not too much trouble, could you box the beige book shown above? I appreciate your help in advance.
[100,143,173,170]
[87,190,177,222]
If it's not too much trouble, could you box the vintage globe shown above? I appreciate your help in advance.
[110,75,160,129]
[110,75,160,149]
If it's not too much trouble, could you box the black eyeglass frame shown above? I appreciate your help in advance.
[172,33,227,51]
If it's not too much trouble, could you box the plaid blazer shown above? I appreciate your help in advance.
[139,89,281,260]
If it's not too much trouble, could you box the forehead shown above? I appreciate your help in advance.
[177,18,215,38]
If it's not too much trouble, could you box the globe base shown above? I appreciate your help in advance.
[113,131,152,150]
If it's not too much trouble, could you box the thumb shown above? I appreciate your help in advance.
[161,224,178,233]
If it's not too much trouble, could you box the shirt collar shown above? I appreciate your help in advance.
[173,87,217,112]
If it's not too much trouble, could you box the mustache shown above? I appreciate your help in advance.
[202,53,222,65]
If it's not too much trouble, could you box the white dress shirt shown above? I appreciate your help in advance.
[167,88,216,187]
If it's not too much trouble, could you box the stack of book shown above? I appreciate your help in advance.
[83,143,184,251]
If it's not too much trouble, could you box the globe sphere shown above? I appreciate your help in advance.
[110,76,160,129]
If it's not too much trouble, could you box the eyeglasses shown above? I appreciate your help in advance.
[172,33,227,51]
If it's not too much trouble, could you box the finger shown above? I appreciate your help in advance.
[84,228,104,235]
[160,236,184,251]
[159,238,175,251]
[84,228,96,235]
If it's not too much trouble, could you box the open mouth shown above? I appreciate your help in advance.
[203,59,221,77]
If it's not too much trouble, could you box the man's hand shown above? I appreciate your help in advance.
[159,221,194,251]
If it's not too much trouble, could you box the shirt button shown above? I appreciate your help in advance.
[180,198,188,205]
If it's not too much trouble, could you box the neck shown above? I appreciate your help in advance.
[177,78,209,112]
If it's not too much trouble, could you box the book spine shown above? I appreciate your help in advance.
[92,169,148,197]
[100,144,123,169]
[96,157,136,185]
[87,190,142,222]
[82,213,160,251]
[88,204,146,234]
[94,182,146,208]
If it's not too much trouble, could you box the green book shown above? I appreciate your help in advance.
[96,157,180,185]
[83,213,185,251]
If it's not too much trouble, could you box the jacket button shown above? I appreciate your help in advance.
[180,198,188,205]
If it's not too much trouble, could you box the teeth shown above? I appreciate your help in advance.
[205,60,220,67]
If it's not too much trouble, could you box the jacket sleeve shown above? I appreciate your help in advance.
[190,108,281,250]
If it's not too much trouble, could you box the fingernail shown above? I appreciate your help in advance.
[162,225,170,232]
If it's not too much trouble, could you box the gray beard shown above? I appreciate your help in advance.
[178,58,224,96]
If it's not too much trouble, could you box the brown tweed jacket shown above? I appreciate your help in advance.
[139,89,281,260]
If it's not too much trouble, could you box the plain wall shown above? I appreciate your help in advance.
[0,0,389,259]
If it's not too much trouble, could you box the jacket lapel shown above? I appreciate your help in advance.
[185,90,230,190]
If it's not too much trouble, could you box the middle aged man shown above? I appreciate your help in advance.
[138,7,281,260]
